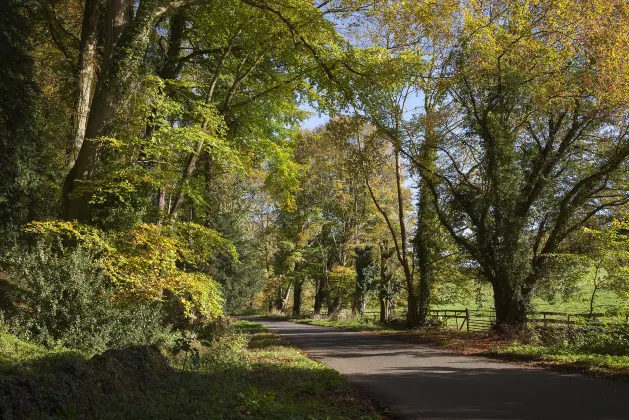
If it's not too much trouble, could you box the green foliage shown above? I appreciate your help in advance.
[193,322,250,372]
[297,318,388,332]
[582,221,629,299]
[0,320,381,419]
[530,325,629,356]
[2,244,172,353]
[26,220,232,320]
[0,0,63,245]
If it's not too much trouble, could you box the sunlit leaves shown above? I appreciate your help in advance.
[26,220,235,320]
[583,220,629,299]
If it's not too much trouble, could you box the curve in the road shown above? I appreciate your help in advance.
[252,318,629,420]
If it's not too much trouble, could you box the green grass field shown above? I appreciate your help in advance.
[431,284,626,317]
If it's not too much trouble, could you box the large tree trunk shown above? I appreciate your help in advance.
[313,274,326,315]
[379,296,387,324]
[68,0,101,169]
[275,282,292,312]
[405,274,419,327]
[379,243,394,323]
[415,121,440,326]
[416,189,436,325]
[327,296,341,316]
[292,280,302,317]
[492,279,528,331]
[62,0,170,221]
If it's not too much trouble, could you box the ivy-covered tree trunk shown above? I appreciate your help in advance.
[327,296,341,316]
[415,119,440,326]
[63,0,172,221]
[405,279,419,328]
[492,279,529,331]
[354,245,374,318]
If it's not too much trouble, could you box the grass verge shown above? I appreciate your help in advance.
[0,320,383,419]
[296,318,629,381]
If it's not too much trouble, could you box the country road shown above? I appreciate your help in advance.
[252,318,629,420]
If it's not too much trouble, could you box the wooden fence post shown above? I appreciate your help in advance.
[466,308,470,332]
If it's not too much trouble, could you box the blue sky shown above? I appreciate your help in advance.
[301,112,330,130]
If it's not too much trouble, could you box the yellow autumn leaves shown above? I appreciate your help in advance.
[26,220,236,320]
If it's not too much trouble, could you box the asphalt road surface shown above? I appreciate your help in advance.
[252,318,629,420]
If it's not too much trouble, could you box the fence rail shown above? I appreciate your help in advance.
[429,309,629,331]
[427,309,499,332]
[298,307,629,332]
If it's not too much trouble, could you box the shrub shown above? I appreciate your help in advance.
[200,329,249,371]
[2,244,173,353]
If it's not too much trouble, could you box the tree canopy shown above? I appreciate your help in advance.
[1,0,629,340]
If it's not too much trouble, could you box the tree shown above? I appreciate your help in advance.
[324,116,418,325]
[581,220,629,317]
[0,0,64,244]
[420,0,629,329]
[377,239,396,323]
[54,0,352,223]
[329,0,459,326]
[353,245,376,316]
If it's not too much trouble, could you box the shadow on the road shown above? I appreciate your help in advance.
[260,320,629,420]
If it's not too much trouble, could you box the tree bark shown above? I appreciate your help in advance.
[379,242,394,323]
[415,117,440,325]
[62,0,174,221]
[394,149,419,328]
[292,280,302,317]
[169,139,204,218]
[327,296,341,316]
[588,264,602,319]
[313,274,326,315]
[68,0,101,169]
[492,279,529,331]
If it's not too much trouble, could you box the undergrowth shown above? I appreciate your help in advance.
[0,320,382,419]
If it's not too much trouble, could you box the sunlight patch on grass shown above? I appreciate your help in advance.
[296,318,390,331]
[487,343,629,379]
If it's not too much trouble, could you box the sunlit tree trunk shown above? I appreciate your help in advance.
[68,0,101,169]
[63,0,173,221]
[378,241,394,323]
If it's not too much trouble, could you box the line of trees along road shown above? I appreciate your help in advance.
[1,0,629,343]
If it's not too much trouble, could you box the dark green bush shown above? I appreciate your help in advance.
[2,244,174,352]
